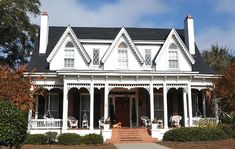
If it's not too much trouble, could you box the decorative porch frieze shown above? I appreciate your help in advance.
[153,84,163,89]
[94,83,105,89]
[108,83,150,92]
[166,84,187,92]
[35,84,63,90]
[67,83,90,91]
[191,85,213,91]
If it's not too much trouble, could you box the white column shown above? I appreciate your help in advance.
[150,83,154,121]
[104,83,109,120]
[163,83,168,129]
[89,83,94,130]
[183,89,188,127]
[202,90,206,118]
[62,81,68,132]
[35,95,39,119]
[187,84,193,127]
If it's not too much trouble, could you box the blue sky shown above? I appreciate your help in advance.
[31,0,235,54]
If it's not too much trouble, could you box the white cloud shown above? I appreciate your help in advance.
[196,23,235,55]
[216,0,235,15]
[31,0,167,27]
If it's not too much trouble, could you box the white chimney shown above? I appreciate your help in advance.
[184,15,195,55]
[39,11,49,54]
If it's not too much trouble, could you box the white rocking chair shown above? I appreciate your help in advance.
[68,116,78,128]
[141,116,151,127]
[98,117,104,128]
[170,115,182,127]
[82,113,89,128]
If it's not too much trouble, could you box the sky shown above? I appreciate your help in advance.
[31,0,235,55]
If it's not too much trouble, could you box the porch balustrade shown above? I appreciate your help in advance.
[31,119,63,129]
[187,117,216,127]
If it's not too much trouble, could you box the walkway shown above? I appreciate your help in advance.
[114,143,170,149]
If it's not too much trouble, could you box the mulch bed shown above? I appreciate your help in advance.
[158,139,235,149]
[2,144,117,149]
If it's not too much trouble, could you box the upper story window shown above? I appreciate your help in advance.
[64,41,74,68]
[118,42,128,68]
[145,49,151,65]
[168,43,178,69]
[93,49,100,65]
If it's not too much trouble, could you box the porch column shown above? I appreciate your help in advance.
[62,82,68,132]
[202,90,206,118]
[104,83,109,120]
[187,84,193,127]
[35,95,39,119]
[163,83,168,129]
[89,83,94,130]
[183,89,188,127]
[150,83,154,121]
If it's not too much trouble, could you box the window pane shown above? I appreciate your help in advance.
[118,49,128,68]
[93,49,99,65]
[145,49,151,65]
[64,48,74,67]
[169,50,178,68]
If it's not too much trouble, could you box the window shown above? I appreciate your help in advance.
[64,42,74,68]
[93,49,99,65]
[145,49,151,65]
[168,43,178,69]
[80,94,90,127]
[118,42,128,68]
[45,93,59,118]
[154,94,163,121]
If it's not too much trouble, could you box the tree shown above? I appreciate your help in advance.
[0,0,40,67]
[214,62,235,113]
[202,43,232,74]
[0,100,28,149]
[0,65,34,110]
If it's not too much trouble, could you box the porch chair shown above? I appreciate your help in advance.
[141,116,151,127]
[43,111,54,127]
[68,116,78,128]
[82,113,89,128]
[157,119,164,128]
[98,117,104,128]
[170,115,182,127]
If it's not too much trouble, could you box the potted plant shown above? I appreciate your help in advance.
[103,118,110,130]
[151,118,158,129]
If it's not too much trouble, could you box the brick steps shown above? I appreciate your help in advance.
[106,128,158,144]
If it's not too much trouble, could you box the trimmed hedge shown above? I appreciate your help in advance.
[217,124,233,138]
[82,134,103,144]
[163,127,228,142]
[26,134,47,144]
[45,132,58,144]
[57,133,82,145]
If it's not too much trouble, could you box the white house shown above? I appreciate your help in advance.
[26,12,217,141]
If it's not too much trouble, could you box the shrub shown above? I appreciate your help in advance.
[82,134,103,144]
[163,127,228,142]
[58,133,82,145]
[25,134,47,144]
[45,132,58,144]
[217,123,233,138]
[197,118,217,128]
[0,100,28,148]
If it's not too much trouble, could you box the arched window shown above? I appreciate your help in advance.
[64,41,74,68]
[168,43,178,69]
[118,42,128,68]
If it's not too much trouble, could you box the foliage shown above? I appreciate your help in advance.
[214,63,235,113]
[25,134,47,144]
[197,118,217,128]
[57,133,82,145]
[202,43,232,74]
[82,134,103,144]
[0,0,40,67]
[0,100,28,148]
[45,132,58,144]
[0,65,34,110]
[163,127,228,142]
[217,123,233,138]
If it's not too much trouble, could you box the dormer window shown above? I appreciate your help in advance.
[93,49,100,65]
[145,49,151,66]
[168,43,178,69]
[118,42,128,68]
[64,41,74,68]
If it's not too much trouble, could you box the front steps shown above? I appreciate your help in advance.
[106,128,158,144]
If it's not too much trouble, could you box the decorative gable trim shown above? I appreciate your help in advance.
[154,28,195,64]
[101,27,144,64]
[46,26,91,63]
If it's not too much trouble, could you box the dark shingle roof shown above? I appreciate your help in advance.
[27,26,213,74]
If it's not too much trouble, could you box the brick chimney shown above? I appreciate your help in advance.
[184,15,195,55]
[39,11,49,54]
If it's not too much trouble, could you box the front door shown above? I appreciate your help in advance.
[115,97,130,127]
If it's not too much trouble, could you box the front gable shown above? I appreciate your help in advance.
[154,28,195,71]
[101,27,144,70]
[46,26,91,70]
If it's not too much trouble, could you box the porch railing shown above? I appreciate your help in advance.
[31,119,63,129]
[191,117,216,126]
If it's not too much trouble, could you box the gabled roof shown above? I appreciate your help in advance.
[27,26,213,74]
[154,28,195,64]
[101,27,144,64]
[47,26,91,64]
